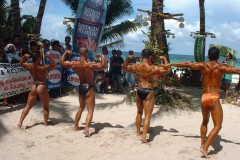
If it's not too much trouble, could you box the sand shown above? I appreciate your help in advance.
[1,87,240,160]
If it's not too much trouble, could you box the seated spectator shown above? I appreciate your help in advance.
[94,71,108,93]
[173,70,179,80]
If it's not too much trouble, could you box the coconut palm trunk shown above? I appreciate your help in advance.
[199,0,206,61]
[151,0,169,61]
[11,0,21,36]
[34,0,47,34]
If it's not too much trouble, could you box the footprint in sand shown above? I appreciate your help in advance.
[26,142,35,148]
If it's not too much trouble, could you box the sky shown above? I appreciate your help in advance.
[9,0,240,57]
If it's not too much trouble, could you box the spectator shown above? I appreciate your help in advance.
[111,50,124,92]
[62,36,72,51]
[4,43,20,64]
[173,70,179,81]
[221,52,235,99]
[94,70,108,93]
[125,50,136,88]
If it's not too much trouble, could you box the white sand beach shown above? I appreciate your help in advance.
[0,87,240,160]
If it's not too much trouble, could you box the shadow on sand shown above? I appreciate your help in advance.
[172,134,240,156]
[0,120,8,140]
[89,122,124,136]
[148,126,179,142]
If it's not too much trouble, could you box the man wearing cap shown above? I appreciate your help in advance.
[17,42,57,129]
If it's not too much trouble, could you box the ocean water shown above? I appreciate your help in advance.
[121,51,240,80]
[121,51,240,67]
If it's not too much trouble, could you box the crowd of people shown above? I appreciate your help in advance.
[0,32,142,107]
[1,31,240,158]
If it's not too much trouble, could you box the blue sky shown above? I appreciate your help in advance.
[12,0,240,57]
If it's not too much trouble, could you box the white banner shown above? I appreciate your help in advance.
[0,63,33,99]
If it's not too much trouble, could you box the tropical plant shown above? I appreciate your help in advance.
[0,1,12,41]
[61,0,140,49]
[34,0,47,34]
[151,0,169,59]
[11,0,21,37]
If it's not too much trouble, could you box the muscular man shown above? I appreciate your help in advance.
[170,47,240,159]
[60,48,106,137]
[17,44,57,129]
[123,49,171,143]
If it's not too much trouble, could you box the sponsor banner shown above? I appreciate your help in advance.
[46,50,62,89]
[0,63,33,99]
[47,65,62,89]
[194,35,205,62]
[73,0,107,53]
[64,68,80,88]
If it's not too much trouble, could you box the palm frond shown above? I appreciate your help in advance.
[60,0,78,15]
[100,38,124,50]
[101,20,140,44]
[105,0,133,26]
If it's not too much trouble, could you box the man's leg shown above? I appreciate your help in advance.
[136,93,143,137]
[75,95,86,130]
[200,105,210,146]
[142,91,155,143]
[17,85,37,129]
[201,100,223,159]
[83,88,95,137]
[37,85,50,126]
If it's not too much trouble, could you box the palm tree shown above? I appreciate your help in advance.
[11,0,21,36]
[34,0,47,34]
[150,0,168,61]
[199,0,206,61]
[61,0,140,49]
[0,1,13,40]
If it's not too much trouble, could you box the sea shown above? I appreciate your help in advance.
[120,51,240,81]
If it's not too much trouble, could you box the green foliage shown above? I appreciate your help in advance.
[21,15,37,34]
[142,28,164,58]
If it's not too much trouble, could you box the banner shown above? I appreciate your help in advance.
[46,50,62,89]
[194,35,205,62]
[72,0,107,53]
[209,44,238,62]
[0,63,33,99]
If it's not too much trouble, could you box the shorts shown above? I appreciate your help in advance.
[221,79,231,87]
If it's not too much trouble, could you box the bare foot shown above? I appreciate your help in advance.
[74,126,81,131]
[140,137,148,143]
[83,130,90,137]
[200,146,210,159]
[44,122,48,126]
[17,123,22,130]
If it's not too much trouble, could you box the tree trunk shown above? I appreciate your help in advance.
[151,0,169,61]
[11,0,21,37]
[199,0,206,61]
[34,0,47,34]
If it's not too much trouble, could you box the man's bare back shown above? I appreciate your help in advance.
[170,47,240,159]
[60,48,106,137]
[123,49,171,143]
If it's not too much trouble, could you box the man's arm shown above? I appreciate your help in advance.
[91,54,107,70]
[220,65,240,74]
[41,54,57,71]
[152,56,171,75]
[19,54,32,70]
[60,50,75,68]
[170,62,205,70]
